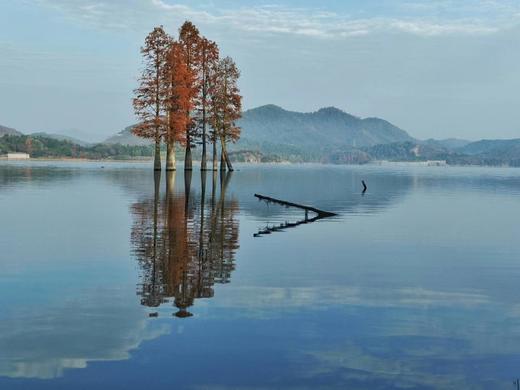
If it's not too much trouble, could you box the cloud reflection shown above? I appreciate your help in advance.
[0,287,168,379]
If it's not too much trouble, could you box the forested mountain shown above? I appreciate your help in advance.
[362,141,450,161]
[447,139,520,166]
[424,138,471,150]
[237,105,414,148]
[222,105,415,163]
[456,139,520,157]
[0,134,154,160]
[358,139,520,167]
[30,132,92,147]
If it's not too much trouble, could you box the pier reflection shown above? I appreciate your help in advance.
[131,171,239,317]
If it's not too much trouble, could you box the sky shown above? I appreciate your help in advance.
[0,0,519,142]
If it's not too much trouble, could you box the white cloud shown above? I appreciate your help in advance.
[31,0,519,38]
[202,285,491,314]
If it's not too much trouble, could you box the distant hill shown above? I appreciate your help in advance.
[30,132,91,147]
[0,125,22,137]
[237,105,414,149]
[1,126,91,146]
[103,125,153,146]
[357,139,520,167]
[363,141,451,161]
[456,139,520,157]
[424,138,471,150]
[0,133,154,160]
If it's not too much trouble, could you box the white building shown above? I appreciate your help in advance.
[7,152,30,160]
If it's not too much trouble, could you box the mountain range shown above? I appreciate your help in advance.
[1,105,519,166]
[237,105,413,148]
[0,126,90,146]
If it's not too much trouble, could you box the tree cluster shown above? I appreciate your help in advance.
[133,22,242,172]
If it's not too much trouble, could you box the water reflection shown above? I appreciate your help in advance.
[131,171,239,317]
[2,163,520,388]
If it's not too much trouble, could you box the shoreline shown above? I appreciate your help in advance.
[0,157,153,163]
[0,157,518,169]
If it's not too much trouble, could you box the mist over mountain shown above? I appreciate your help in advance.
[103,125,152,146]
[0,125,22,137]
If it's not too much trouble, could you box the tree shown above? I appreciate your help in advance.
[25,137,33,156]
[164,41,196,171]
[196,38,219,171]
[133,26,172,171]
[210,56,242,171]
[178,21,202,171]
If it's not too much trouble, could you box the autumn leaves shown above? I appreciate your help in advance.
[133,22,242,172]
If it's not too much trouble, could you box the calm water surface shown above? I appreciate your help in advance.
[0,162,519,389]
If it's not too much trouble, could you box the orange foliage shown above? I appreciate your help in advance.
[197,38,220,141]
[132,21,242,169]
[165,41,197,146]
[179,21,202,146]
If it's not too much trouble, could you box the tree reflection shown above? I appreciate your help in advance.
[131,170,239,317]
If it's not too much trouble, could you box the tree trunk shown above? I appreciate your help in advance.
[184,169,192,213]
[154,139,161,171]
[200,170,207,201]
[211,170,217,208]
[149,170,161,302]
[212,138,218,171]
[201,114,207,171]
[198,170,207,261]
[220,146,226,172]
[224,149,233,171]
[166,142,176,171]
[166,171,175,201]
[184,143,192,171]
[220,136,234,171]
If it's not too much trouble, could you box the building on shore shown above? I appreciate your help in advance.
[6,152,30,160]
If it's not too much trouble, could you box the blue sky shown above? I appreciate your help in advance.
[1,0,519,142]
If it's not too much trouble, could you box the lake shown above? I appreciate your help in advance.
[1,161,519,390]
